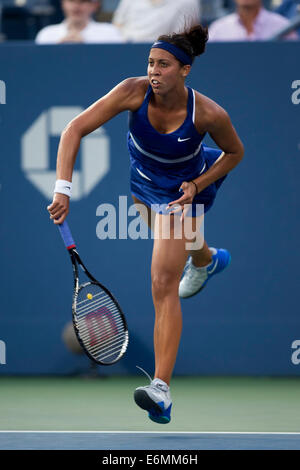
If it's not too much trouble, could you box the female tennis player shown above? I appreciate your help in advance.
[48,24,244,424]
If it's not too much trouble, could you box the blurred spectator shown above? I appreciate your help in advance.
[35,0,124,43]
[49,0,64,24]
[0,0,56,40]
[112,0,201,43]
[274,0,300,35]
[275,0,300,17]
[201,0,228,25]
[96,0,120,22]
[209,0,298,40]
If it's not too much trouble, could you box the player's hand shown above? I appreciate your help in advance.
[166,181,197,222]
[47,193,69,225]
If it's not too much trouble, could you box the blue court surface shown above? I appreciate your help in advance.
[1,431,300,450]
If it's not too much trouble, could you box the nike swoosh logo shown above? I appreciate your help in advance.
[178,137,191,142]
[207,259,218,275]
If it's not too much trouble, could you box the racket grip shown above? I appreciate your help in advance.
[58,221,76,250]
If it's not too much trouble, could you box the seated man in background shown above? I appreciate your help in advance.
[35,0,124,44]
[208,0,298,40]
[112,0,201,42]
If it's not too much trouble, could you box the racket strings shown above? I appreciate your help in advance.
[75,283,128,364]
[89,336,127,359]
[80,330,125,353]
[77,290,106,309]
[78,321,125,349]
[77,295,120,318]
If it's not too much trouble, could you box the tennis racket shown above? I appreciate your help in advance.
[58,220,129,366]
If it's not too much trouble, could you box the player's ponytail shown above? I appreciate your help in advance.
[157,24,208,65]
[184,24,208,57]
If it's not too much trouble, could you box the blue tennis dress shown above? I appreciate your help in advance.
[128,85,227,216]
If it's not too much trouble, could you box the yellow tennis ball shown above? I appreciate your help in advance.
[87,293,93,300]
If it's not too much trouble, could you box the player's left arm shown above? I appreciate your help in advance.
[193,101,244,194]
[167,99,244,216]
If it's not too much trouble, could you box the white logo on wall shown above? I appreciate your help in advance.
[291,340,300,365]
[0,340,6,365]
[21,107,110,200]
[291,80,300,105]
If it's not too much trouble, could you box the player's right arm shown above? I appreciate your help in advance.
[47,77,147,224]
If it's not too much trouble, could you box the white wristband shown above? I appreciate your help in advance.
[54,179,72,198]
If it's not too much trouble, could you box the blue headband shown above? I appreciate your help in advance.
[151,41,193,66]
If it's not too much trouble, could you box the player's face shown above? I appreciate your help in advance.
[148,49,189,95]
[62,0,98,22]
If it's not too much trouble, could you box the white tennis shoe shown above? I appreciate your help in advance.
[179,247,231,298]
[134,377,172,424]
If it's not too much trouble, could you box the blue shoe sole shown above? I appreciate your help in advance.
[134,390,171,424]
[148,413,170,424]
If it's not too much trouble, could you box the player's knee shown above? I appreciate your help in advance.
[151,270,179,300]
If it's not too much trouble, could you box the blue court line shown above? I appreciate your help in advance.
[1,432,300,450]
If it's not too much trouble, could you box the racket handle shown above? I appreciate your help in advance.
[58,221,76,250]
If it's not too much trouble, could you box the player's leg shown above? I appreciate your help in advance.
[131,194,155,231]
[131,193,230,300]
[189,240,212,266]
[151,214,192,386]
[134,212,202,423]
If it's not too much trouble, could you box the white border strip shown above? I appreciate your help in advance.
[192,89,196,124]
[1,431,300,435]
[130,133,202,164]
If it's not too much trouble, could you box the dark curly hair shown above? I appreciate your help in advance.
[157,24,209,65]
